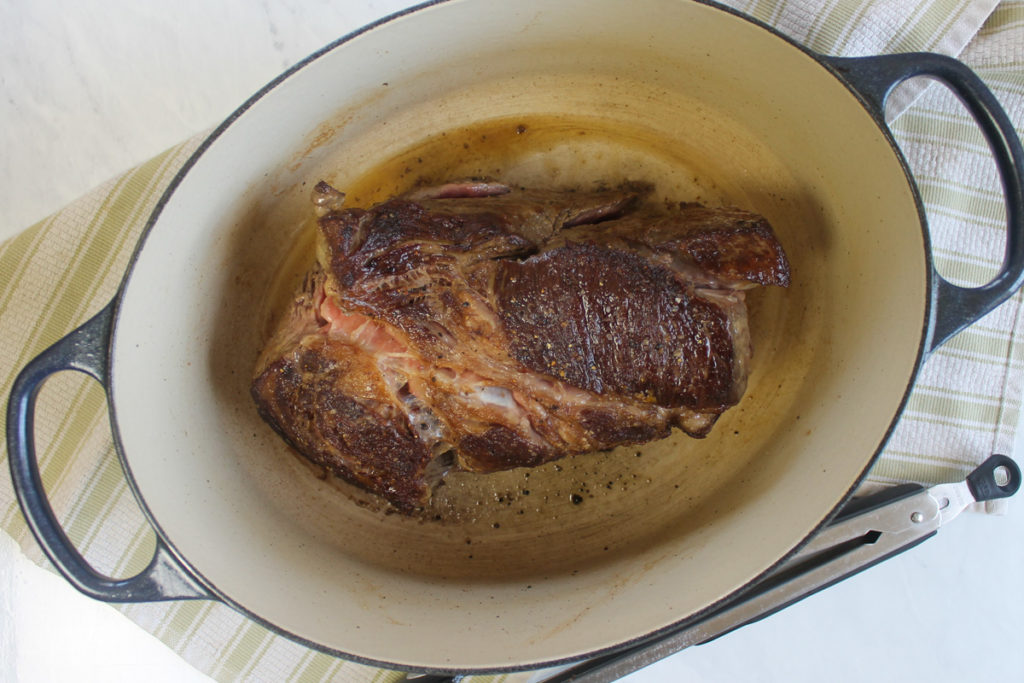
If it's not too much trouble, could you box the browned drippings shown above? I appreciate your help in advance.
[325,115,725,210]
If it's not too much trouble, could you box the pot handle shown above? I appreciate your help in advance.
[824,53,1024,353]
[6,302,210,602]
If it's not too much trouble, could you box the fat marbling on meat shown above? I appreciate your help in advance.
[251,180,790,512]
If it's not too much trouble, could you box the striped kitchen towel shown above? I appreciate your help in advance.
[1,1,1022,681]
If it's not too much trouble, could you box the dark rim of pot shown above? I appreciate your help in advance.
[104,0,930,675]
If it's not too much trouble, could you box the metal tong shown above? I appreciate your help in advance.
[405,453,1022,683]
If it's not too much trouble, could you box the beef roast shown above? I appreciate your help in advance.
[251,180,790,512]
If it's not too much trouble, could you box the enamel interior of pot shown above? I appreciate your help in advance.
[110,0,927,671]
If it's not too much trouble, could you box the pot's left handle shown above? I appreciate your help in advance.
[6,302,210,602]
[825,53,1024,353]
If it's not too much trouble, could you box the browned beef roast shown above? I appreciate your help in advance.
[251,180,790,512]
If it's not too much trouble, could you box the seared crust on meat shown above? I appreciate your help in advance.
[251,180,790,512]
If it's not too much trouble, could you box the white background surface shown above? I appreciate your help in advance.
[2,1,1023,681]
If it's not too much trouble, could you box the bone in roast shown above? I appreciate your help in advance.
[251,180,790,512]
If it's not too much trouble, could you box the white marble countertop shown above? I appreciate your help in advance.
[2,1,1023,681]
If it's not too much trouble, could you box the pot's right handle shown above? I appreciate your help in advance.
[6,301,211,603]
[825,53,1024,353]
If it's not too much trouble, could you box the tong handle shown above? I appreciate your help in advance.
[966,454,1021,501]
[400,456,1022,683]
[531,457,1021,683]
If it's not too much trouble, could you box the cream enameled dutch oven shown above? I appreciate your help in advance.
[8,0,1024,674]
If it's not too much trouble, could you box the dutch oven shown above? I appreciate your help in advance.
[8,0,1024,674]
